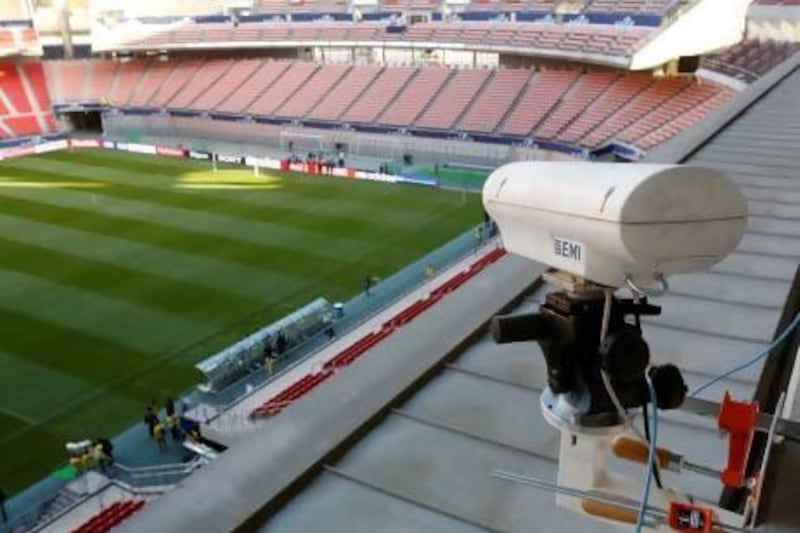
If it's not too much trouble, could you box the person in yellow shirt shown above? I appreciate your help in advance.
[153,421,167,451]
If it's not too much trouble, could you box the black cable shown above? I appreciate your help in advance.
[643,403,663,489]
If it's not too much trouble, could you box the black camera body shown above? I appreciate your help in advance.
[491,290,686,427]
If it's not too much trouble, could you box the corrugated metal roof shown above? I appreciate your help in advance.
[258,68,800,531]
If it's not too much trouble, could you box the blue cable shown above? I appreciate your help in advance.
[636,375,659,533]
[690,312,800,397]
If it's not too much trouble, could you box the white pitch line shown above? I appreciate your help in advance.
[0,405,37,426]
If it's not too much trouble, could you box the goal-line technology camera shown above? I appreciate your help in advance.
[483,161,748,425]
[483,161,749,526]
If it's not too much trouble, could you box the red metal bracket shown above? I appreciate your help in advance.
[668,501,714,532]
[718,391,759,489]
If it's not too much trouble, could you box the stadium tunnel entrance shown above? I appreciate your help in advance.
[62,110,103,134]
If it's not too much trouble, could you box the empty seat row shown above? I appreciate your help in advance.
[251,0,680,13]
[703,39,800,82]
[70,500,146,533]
[249,247,507,420]
[123,20,651,60]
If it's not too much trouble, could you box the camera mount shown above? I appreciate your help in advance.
[491,285,687,430]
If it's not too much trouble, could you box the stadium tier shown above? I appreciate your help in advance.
[0,60,54,139]
[45,58,739,150]
[251,0,683,14]
[116,21,653,63]
[703,39,800,82]
[754,0,800,5]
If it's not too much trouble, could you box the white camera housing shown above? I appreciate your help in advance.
[483,162,748,289]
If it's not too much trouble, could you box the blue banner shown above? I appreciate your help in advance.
[0,19,33,27]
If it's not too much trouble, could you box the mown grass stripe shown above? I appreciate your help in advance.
[0,175,375,261]
[0,307,152,388]
[0,212,309,299]
[0,267,214,353]
[0,236,262,325]
[0,349,97,422]
[41,149,458,214]
[14,151,455,219]
[1,160,429,239]
[0,193,351,278]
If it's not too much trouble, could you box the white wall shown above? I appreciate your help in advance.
[631,0,752,70]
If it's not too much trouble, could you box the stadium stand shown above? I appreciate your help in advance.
[275,64,350,118]
[339,66,415,123]
[248,61,318,115]
[0,61,33,113]
[584,0,681,14]
[633,86,733,149]
[43,57,739,151]
[0,60,53,139]
[703,39,800,82]
[113,20,654,63]
[581,75,688,147]
[43,60,78,102]
[150,60,205,108]
[187,58,259,111]
[217,60,291,114]
[499,69,581,137]
[86,61,118,103]
[128,61,173,107]
[107,60,149,106]
[168,59,233,109]
[378,68,452,126]
[253,0,689,15]
[534,70,618,139]
[415,68,492,130]
[307,64,382,121]
[558,73,652,143]
[457,69,531,133]
[753,0,800,5]
[69,500,146,533]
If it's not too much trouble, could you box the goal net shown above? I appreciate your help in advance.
[279,131,326,154]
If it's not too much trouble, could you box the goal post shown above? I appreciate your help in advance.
[279,131,326,154]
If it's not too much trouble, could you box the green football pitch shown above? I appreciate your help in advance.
[0,148,482,494]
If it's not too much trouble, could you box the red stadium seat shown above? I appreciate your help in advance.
[250,248,506,420]
[70,500,146,533]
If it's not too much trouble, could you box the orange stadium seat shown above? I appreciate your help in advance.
[535,71,618,139]
[457,69,532,133]
[247,61,318,116]
[500,69,581,137]
[378,68,452,127]
[340,66,416,124]
[149,60,205,108]
[217,60,292,114]
[308,64,383,121]
[415,68,493,130]
[275,64,350,118]
[168,59,234,109]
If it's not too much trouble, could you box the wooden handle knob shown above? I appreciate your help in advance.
[581,500,639,524]
[612,435,672,469]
